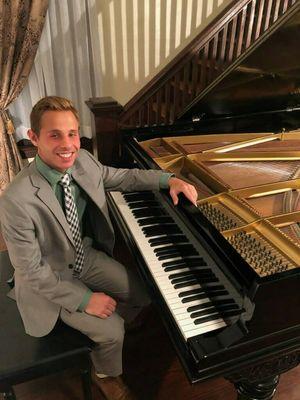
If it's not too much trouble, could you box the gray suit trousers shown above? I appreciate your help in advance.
[60,239,150,376]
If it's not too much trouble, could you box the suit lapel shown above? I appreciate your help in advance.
[29,163,75,247]
[72,159,114,233]
[72,162,101,207]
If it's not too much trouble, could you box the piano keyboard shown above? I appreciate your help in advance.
[109,191,243,341]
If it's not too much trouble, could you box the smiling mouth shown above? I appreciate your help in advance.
[57,153,74,159]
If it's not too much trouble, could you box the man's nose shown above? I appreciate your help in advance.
[60,136,72,148]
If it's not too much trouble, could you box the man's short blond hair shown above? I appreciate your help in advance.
[30,96,79,135]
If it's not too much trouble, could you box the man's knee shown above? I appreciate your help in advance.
[92,314,125,346]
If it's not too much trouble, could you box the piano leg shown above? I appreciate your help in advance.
[225,350,300,399]
[233,376,279,400]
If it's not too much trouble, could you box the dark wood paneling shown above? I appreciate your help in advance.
[85,98,124,166]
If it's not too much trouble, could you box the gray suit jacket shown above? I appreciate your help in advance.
[0,149,164,337]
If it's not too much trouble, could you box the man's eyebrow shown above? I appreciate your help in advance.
[47,129,78,133]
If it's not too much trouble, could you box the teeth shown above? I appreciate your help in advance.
[59,153,72,158]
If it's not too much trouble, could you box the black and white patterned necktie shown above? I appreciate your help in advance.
[60,173,84,277]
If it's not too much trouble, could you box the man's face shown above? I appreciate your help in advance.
[28,110,81,172]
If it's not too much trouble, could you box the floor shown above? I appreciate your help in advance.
[1,301,300,400]
[1,236,300,399]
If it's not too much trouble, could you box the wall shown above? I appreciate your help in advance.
[9,0,233,141]
[90,0,232,106]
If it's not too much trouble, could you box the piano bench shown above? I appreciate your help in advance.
[0,251,93,400]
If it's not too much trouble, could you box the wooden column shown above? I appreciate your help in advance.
[86,97,124,166]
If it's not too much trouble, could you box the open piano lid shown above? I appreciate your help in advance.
[179,3,300,132]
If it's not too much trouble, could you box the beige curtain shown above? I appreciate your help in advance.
[0,0,48,193]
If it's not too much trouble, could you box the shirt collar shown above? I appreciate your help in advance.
[35,154,73,187]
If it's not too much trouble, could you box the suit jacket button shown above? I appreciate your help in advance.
[68,264,73,269]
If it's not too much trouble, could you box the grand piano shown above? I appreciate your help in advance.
[88,5,300,399]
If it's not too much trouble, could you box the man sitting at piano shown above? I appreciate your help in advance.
[0,96,197,400]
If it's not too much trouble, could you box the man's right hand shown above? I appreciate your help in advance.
[85,292,117,318]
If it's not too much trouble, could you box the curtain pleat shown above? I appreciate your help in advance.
[0,0,48,193]
[9,0,102,142]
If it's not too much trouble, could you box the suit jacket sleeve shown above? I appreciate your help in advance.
[0,195,88,313]
[83,150,164,191]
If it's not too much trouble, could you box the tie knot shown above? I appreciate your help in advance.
[60,173,71,187]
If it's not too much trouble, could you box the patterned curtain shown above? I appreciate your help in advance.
[0,0,48,193]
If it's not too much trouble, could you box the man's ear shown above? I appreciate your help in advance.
[27,129,38,147]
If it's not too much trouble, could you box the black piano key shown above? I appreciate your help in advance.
[164,263,209,272]
[193,309,242,325]
[154,244,196,255]
[133,208,167,218]
[155,248,190,257]
[194,313,220,324]
[123,192,155,201]
[171,275,218,285]
[190,303,240,318]
[181,292,210,302]
[174,280,198,289]
[179,288,206,297]
[178,285,225,297]
[143,225,182,237]
[181,289,228,303]
[142,224,181,234]
[170,275,198,285]
[157,249,199,260]
[158,253,185,261]
[187,298,235,312]
[157,249,198,259]
[128,200,161,209]
[149,235,189,246]
[168,269,214,279]
[191,306,241,320]
[162,257,206,268]
[138,216,174,226]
